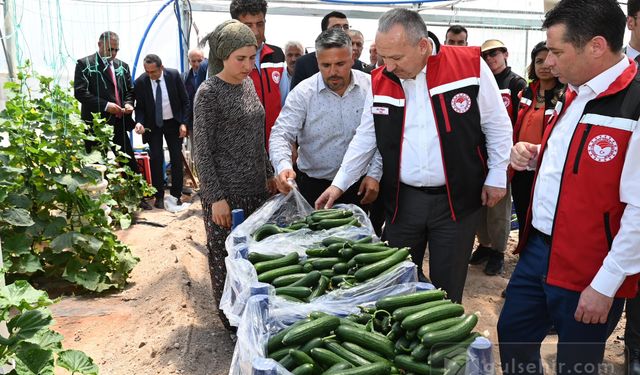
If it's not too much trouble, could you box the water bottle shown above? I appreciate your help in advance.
[465,336,496,375]
[232,208,245,230]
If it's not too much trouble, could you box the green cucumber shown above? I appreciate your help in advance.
[352,248,399,265]
[354,235,373,244]
[320,269,335,278]
[334,325,395,359]
[279,354,297,370]
[279,294,305,303]
[272,273,307,287]
[339,248,356,259]
[346,258,357,269]
[421,314,478,348]
[322,362,352,374]
[288,222,309,230]
[427,332,480,366]
[410,344,430,361]
[350,243,392,254]
[300,337,324,354]
[394,355,445,375]
[417,316,466,338]
[322,362,391,375]
[292,364,315,375]
[289,349,317,366]
[311,210,353,221]
[317,217,358,230]
[248,252,284,264]
[311,257,343,270]
[254,252,300,274]
[443,352,467,375]
[309,276,330,299]
[267,318,312,353]
[306,247,335,257]
[322,237,351,246]
[323,339,371,366]
[332,262,349,274]
[376,289,447,312]
[310,348,351,367]
[303,262,314,273]
[268,345,299,361]
[258,264,305,283]
[275,286,313,299]
[341,342,390,364]
[290,270,322,287]
[253,224,284,241]
[354,248,410,282]
[395,336,413,354]
[392,299,451,322]
[282,315,341,345]
[386,322,403,341]
[331,274,355,288]
[402,303,465,331]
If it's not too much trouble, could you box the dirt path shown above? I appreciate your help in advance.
[50,197,627,374]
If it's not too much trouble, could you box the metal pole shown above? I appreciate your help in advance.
[180,0,191,73]
[3,0,17,80]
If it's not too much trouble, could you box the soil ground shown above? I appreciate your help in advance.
[50,196,628,375]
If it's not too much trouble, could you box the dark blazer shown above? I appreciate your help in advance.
[290,52,367,90]
[74,53,135,131]
[181,59,208,131]
[133,67,190,141]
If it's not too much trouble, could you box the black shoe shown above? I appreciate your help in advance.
[484,251,504,276]
[175,197,183,206]
[154,198,165,210]
[469,245,493,265]
[139,200,153,211]
[417,272,431,283]
[627,347,640,375]
[501,288,506,298]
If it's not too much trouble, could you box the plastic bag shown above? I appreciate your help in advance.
[229,282,435,375]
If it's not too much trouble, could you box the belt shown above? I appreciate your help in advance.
[532,227,552,246]
[401,183,447,195]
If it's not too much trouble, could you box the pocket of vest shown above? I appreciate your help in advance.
[572,124,592,174]
[603,212,613,250]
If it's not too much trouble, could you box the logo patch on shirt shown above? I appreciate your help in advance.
[271,71,281,84]
[371,106,389,115]
[587,135,618,163]
[502,94,511,108]
[451,93,471,114]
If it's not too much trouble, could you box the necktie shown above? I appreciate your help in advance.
[109,63,122,118]
[155,79,163,128]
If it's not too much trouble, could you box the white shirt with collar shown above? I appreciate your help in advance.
[626,44,640,60]
[151,72,174,120]
[332,51,512,192]
[532,56,640,297]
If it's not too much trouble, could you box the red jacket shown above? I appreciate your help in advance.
[249,43,285,149]
[517,61,640,298]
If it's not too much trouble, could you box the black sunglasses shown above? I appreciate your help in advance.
[482,49,503,59]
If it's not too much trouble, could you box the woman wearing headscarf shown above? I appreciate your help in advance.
[193,20,275,331]
[511,41,565,238]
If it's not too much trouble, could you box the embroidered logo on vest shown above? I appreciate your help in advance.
[451,93,471,113]
[502,93,511,108]
[271,71,281,84]
[587,135,618,162]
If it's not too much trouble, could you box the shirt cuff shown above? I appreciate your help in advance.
[590,266,625,298]
[104,102,111,112]
[276,160,293,176]
[484,168,507,188]
[332,169,353,192]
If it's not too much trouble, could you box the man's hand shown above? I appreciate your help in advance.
[106,102,123,115]
[315,186,344,209]
[481,185,506,207]
[123,103,134,115]
[511,142,540,171]
[276,169,297,194]
[358,177,379,205]
[179,124,188,138]
[212,199,232,229]
[266,177,278,195]
[134,123,145,135]
[575,286,614,324]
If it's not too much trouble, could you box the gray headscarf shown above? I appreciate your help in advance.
[201,20,257,77]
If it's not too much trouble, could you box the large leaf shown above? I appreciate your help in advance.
[24,329,62,351]
[0,208,34,227]
[80,151,103,165]
[5,194,31,209]
[62,264,112,293]
[42,216,68,237]
[57,350,98,375]
[0,281,53,311]
[1,234,33,256]
[14,342,55,375]
[50,232,102,255]
[6,309,52,342]
[53,175,83,193]
[9,254,44,274]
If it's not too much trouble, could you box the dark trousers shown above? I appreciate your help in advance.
[498,231,625,374]
[295,168,364,208]
[626,286,640,349]
[148,119,183,200]
[511,170,535,239]
[383,184,480,303]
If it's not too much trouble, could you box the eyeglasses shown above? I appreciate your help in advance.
[331,24,350,31]
[482,49,502,59]
[107,48,120,53]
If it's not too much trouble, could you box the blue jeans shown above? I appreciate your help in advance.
[497,232,624,374]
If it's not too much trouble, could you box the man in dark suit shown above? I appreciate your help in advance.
[74,31,139,175]
[133,54,189,209]
[181,48,208,132]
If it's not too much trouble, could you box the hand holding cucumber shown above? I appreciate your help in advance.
[211,199,232,228]
[315,186,344,209]
[277,169,297,194]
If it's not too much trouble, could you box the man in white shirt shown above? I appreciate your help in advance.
[502,0,640,373]
[270,28,380,207]
[316,8,512,302]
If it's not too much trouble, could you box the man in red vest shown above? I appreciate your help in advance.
[501,0,640,373]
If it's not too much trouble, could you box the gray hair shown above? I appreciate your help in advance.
[99,31,119,43]
[284,41,304,52]
[378,8,428,45]
[347,29,364,39]
[314,27,352,53]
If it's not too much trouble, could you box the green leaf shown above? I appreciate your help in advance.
[53,174,82,193]
[6,193,32,209]
[7,309,52,342]
[24,329,63,351]
[80,151,103,164]
[14,342,55,375]
[2,234,33,256]
[0,281,53,311]
[9,254,44,274]
[57,350,98,375]
[50,232,103,255]
[118,215,131,230]
[42,216,67,237]
[0,208,34,227]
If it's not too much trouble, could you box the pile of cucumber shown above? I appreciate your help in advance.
[253,209,362,242]
[248,236,412,301]
[265,289,480,375]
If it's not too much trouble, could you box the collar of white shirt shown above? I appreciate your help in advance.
[568,56,629,98]
[626,44,640,61]
[317,71,358,95]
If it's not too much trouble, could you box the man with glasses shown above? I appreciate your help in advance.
[468,39,526,276]
[181,48,208,133]
[290,11,367,89]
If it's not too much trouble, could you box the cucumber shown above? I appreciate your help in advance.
[267,318,312,353]
[350,243,392,254]
[319,269,335,278]
[311,210,353,221]
[322,362,352,374]
[417,316,466,338]
[410,344,430,361]
[402,303,465,331]
[392,299,451,322]
[346,258,357,269]
[323,362,391,375]
[290,270,322,287]
[332,262,349,274]
[300,337,324,354]
[276,286,313,299]
[421,314,478,348]
[395,336,413,354]
[427,332,479,366]
[254,252,300,274]
[289,349,317,366]
[394,355,445,375]
[278,294,305,303]
[323,339,371,366]
[272,273,307,287]
[311,257,343,270]
[354,248,410,282]
[443,352,467,375]
[258,264,305,283]
[253,224,284,241]
[331,274,355,288]
[376,290,447,312]
[279,354,298,370]
[334,325,395,359]
[268,345,299,361]
[283,315,341,345]
[306,247,335,257]
[352,248,398,265]
[354,235,373,244]
[292,364,315,375]
[303,262,314,273]
[386,322,403,341]
[322,237,351,246]
[288,223,309,230]
[310,348,351,367]
[248,252,284,264]
[309,276,330,299]
[317,217,358,230]
[327,242,347,253]
[405,330,417,341]
[341,342,390,364]
[339,248,356,260]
